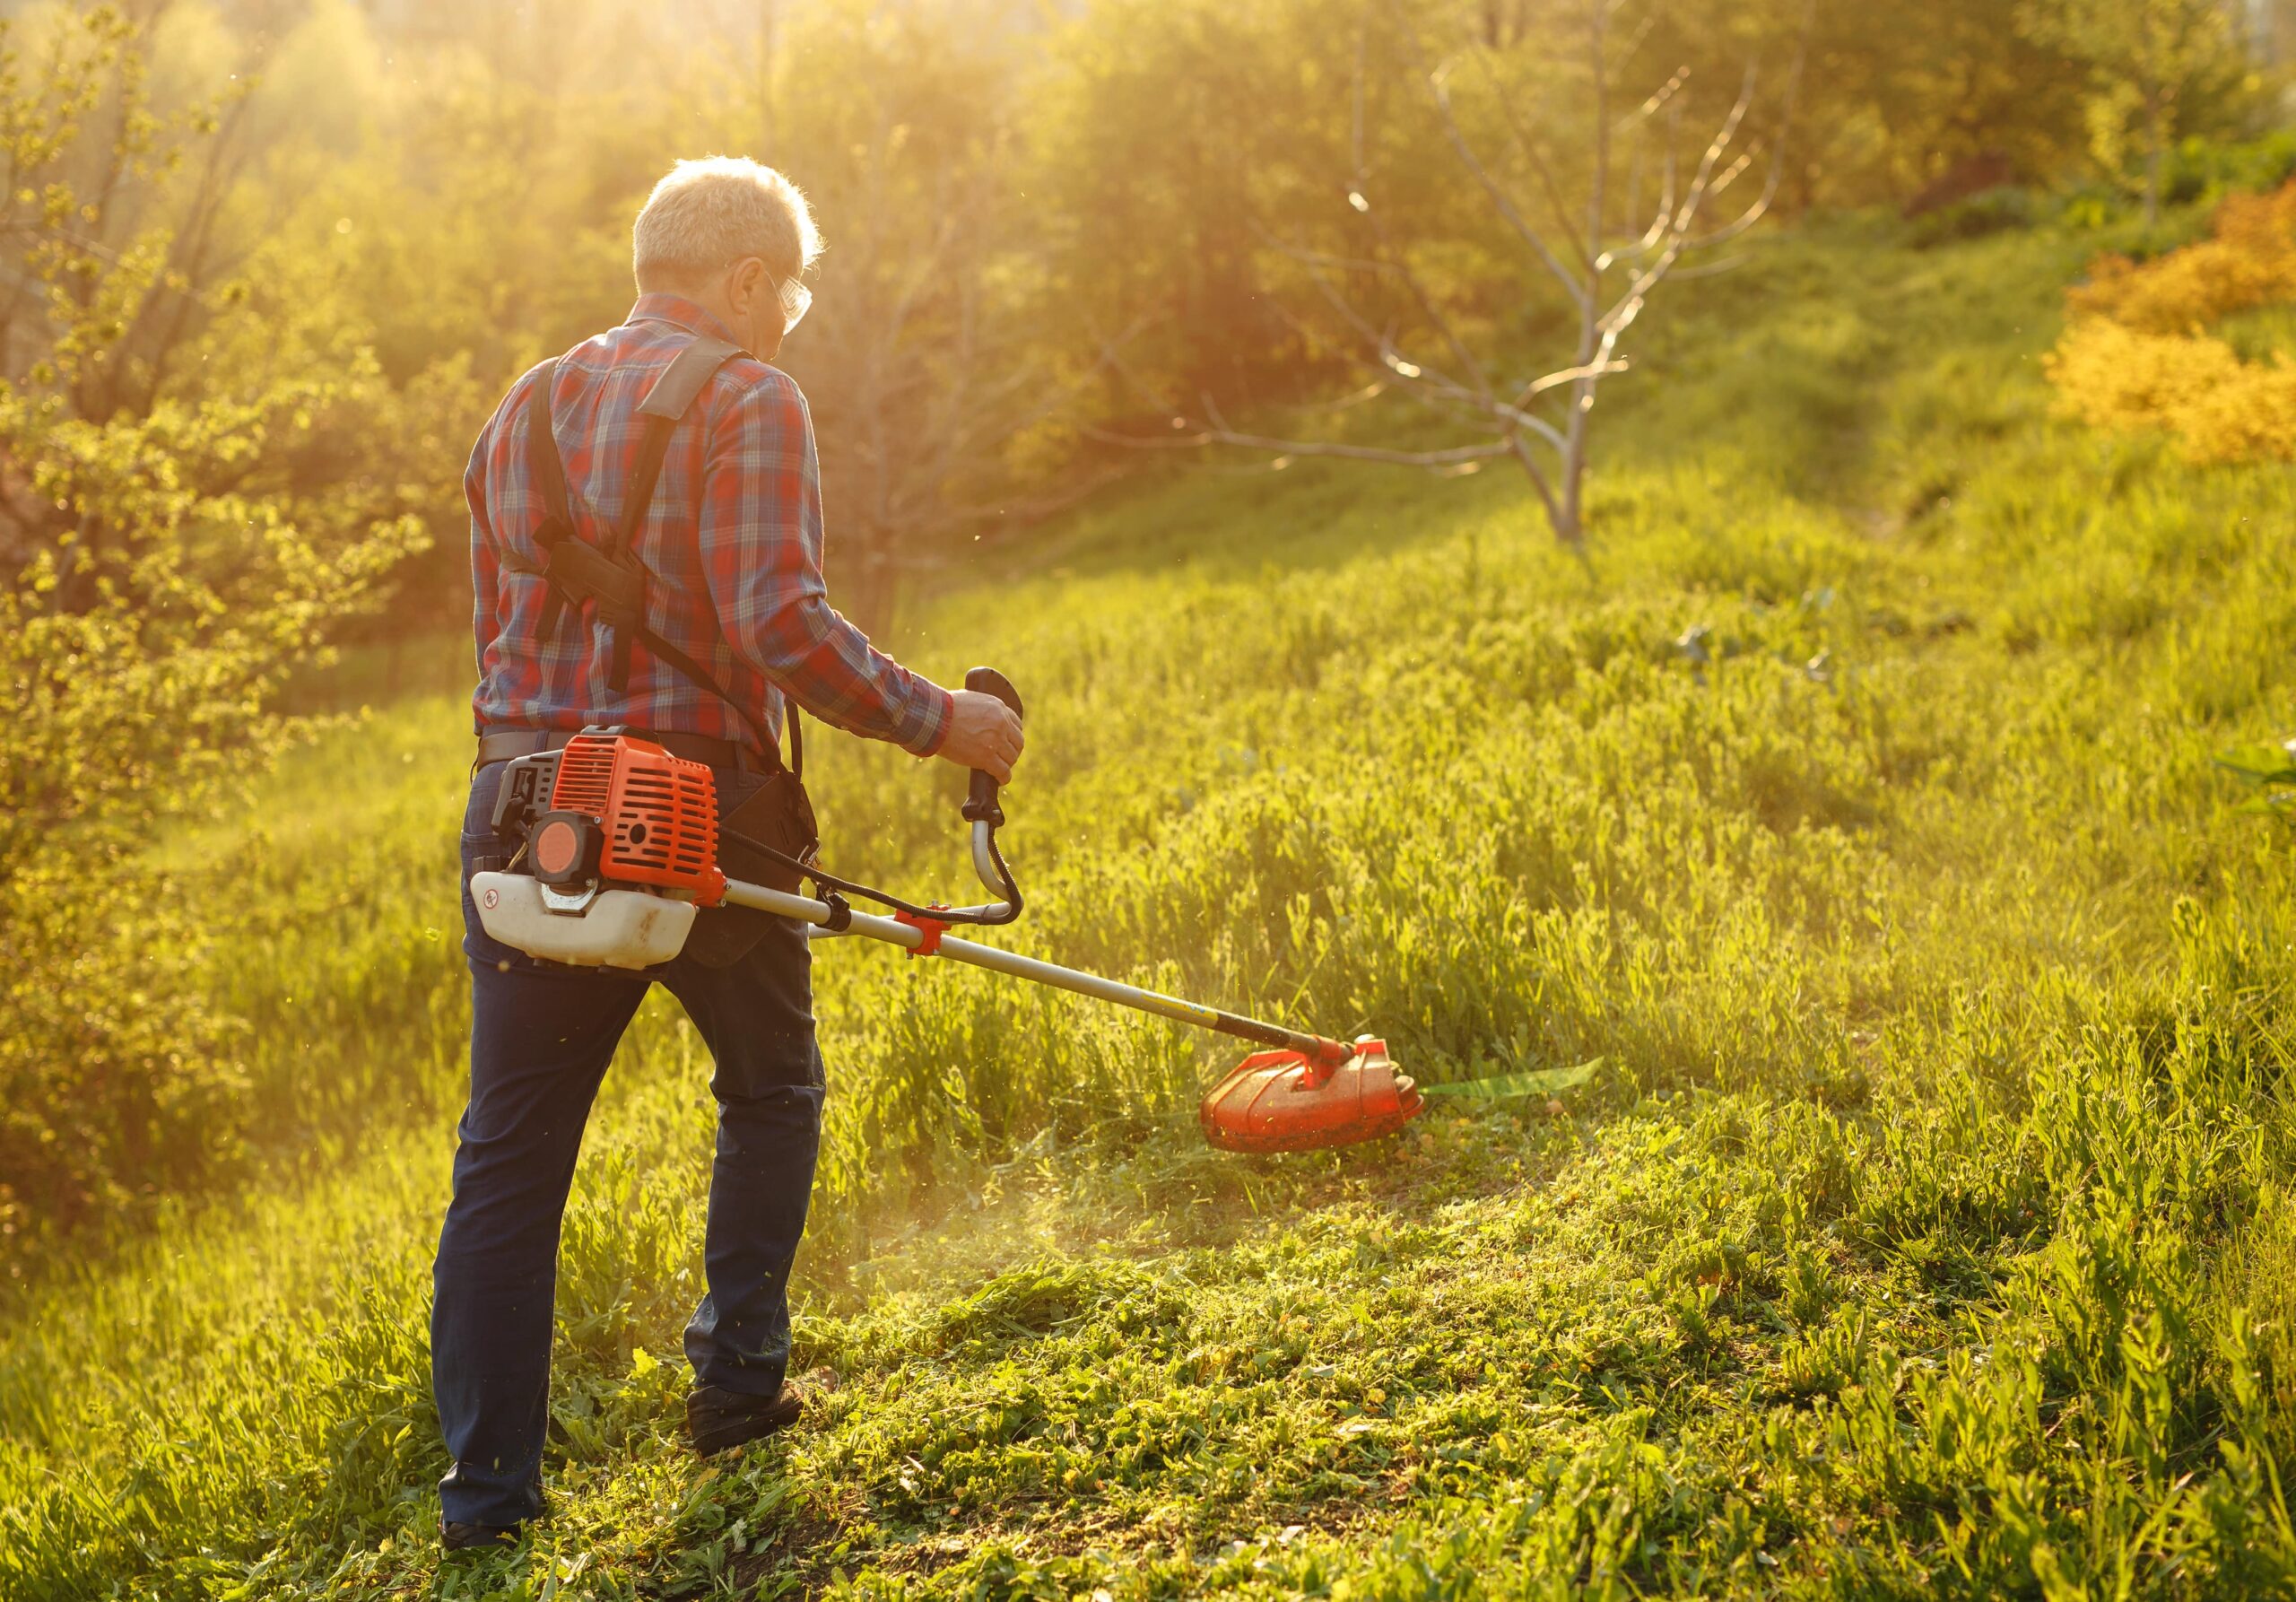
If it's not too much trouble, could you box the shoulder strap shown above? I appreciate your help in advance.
[508,336,800,772]
[521,359,572,527]
[642,334,744,422]
[604,335,744,690]
[520,359,572,639]
[612,334,743,559]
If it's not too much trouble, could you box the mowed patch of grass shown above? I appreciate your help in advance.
[8,211,2296,1596]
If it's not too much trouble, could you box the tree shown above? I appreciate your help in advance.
[0,4,422,1249]
[1096,0,1806,549]
[1776,0,2090,205]
[751,0,1119,631]
[2022,0,2241,225]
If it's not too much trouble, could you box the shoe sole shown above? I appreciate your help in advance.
[690,1397,803,1456]
[440,1528,520,1552]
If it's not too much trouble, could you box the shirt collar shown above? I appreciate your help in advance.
[626,292,742,349]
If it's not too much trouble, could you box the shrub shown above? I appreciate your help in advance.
[2047,178,2296,462]
[1907,186,2039,248]
[2066,182,2296,332]
[2047,318,2296,461]
[2161,127,2296,208]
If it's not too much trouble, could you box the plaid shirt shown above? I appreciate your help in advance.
[468,294,952,758]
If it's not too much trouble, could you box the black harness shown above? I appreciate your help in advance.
[504,333,799,777]
[499,333,816,958]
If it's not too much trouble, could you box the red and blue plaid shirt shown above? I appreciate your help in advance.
[468,294,952,758]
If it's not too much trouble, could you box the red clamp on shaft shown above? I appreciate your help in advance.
[1296,1035,1357,1090]
[894,908,951,958]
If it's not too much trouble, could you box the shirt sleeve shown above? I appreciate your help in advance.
[694,369,952,757]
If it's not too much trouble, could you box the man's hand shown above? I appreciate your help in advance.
[938,688,1024,783]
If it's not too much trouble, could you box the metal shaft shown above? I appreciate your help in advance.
[719,877,1350,1063]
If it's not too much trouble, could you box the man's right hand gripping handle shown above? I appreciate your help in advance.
[940,666,1024,788]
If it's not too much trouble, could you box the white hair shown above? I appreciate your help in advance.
[632,157,822,288]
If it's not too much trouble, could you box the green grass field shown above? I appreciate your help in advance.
[9,210,2296,1598]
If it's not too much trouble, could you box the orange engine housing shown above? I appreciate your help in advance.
[549,733,724,899]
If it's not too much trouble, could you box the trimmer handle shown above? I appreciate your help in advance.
[961,666,1024,826]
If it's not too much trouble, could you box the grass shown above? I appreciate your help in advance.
[8,206,2296,1597]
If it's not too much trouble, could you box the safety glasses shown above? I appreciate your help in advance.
[778,275,811,333]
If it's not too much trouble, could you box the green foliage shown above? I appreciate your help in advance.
[2215,740,2296,823]
[6,204,2296,1595]
[0,7,423,1253]
[2021,0,2250,220]
[1907,186,2042,248]
[2162,127,2296,208]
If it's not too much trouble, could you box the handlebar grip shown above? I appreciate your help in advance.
[963,666,1023,823]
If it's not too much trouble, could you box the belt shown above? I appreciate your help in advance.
[475,726,752,771]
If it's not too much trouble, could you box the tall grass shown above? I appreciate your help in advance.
[6,213,2296,1596]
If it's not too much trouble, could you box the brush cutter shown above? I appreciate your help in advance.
[471,669,1422,1154]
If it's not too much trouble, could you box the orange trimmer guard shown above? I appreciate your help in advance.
[1198,1037,1423,1154]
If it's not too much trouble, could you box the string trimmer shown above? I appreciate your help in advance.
[471,668,1423,1153]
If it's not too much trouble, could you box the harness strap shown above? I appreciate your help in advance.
[521,360,572,641]
[506,335,801,774]
[605,335,744,688]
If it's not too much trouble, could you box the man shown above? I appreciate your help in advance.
[434,156,1023,1549]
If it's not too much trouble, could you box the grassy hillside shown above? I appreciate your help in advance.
[8,210,2296,1598]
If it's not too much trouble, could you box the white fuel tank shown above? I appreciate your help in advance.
[471,872,697,970]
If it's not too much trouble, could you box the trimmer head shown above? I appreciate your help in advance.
[1198,1037,1423,1154]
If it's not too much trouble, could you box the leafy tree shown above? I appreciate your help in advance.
[745,0,1109,631]
[1770,0,2090,204]
[1028,0,1450,417]
[2023,0,2243,223]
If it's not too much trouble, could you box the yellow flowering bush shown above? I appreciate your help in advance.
[2170,354,2296,461]
[2069,185,2296,332]
[2048,181,2296,460]
[2048,318,2296,461]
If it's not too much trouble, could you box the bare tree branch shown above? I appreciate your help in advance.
[1344,23,1497,404]
[1411,43,1590,309]
[1662,252,1748,283]
[1439,19,1596,269]
[1249,223,1496,417]
[1111,0,1808,550]
[1086,419,1511,471]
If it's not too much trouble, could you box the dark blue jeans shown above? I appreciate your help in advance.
[432,759,823,1528]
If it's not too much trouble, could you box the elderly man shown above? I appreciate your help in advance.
[433,157,1023,1549]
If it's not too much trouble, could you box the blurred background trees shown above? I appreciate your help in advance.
[1083,0,1813,546]
[2024,0,2248,222]
[6,0,2265,637]
[0,4,423,1241]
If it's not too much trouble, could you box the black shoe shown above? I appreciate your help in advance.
[687,1381,804,1455]
[440,1519,521,1551]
